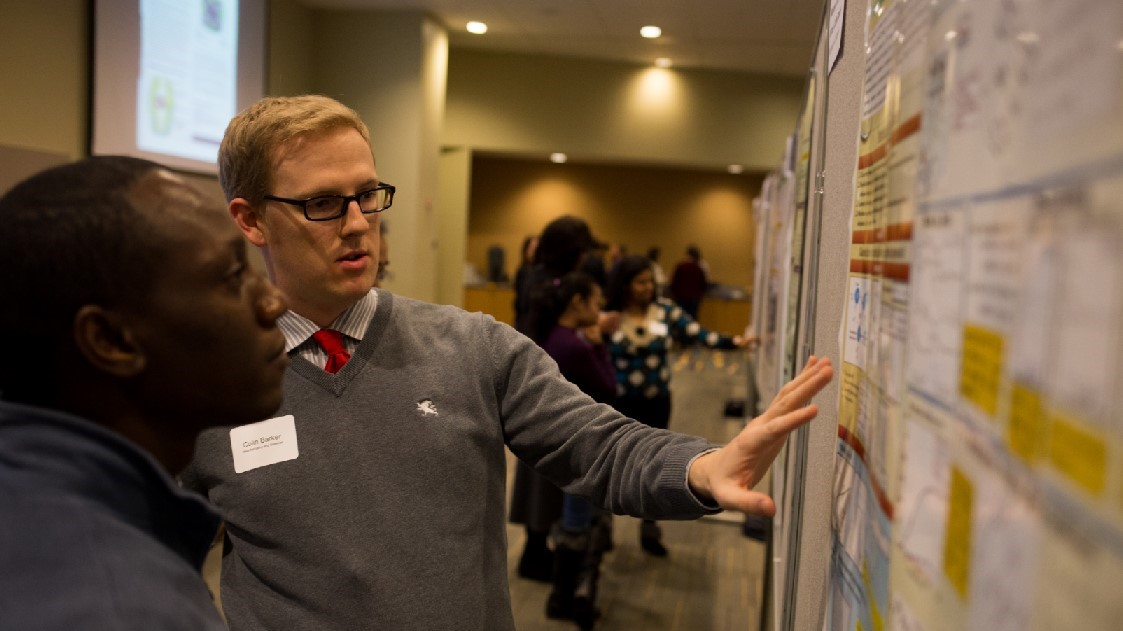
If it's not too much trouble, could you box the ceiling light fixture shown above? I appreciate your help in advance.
[466,21,488,35]
[727,164,744,174]
[640,25,662,39]
[654,57,672,68]
[550,153,568,164]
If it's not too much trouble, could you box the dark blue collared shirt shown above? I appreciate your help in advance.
[0,401,225,630]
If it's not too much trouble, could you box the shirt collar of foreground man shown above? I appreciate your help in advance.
[0,156,289,629]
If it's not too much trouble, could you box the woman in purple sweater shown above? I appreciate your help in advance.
[526,271,613,630]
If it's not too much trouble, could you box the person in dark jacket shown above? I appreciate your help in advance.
[669,244,709,319]
[0,156,289,630]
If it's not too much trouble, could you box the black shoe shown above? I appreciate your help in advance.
[639,521,668,557]
[640,535,668,557]
[572,571,600,630]
[518,544,554,582]
[545,590,573,620]
[546,542,584,620]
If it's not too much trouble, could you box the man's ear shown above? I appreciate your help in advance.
[230,197,268,247]
[72,305,146,379]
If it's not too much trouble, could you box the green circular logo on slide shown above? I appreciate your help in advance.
[149,77,174,136]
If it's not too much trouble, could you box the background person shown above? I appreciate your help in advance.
[512,234,538,317]
[605,253,749,556]
[526,272,615,628]
[647,246,667,297]
[670,244,709,319]
[0,156,288,630]
[374,221,390,288]
[510,215,599,580]
[182,94,833,631]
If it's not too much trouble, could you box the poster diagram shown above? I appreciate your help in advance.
[137,0,239,163]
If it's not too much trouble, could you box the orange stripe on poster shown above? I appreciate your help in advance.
[855,113,922,170]
[838,425,896,519]
[851,222,914,245]
[857,144,888,169]
[848,260,911,281]
[891,114,922,145]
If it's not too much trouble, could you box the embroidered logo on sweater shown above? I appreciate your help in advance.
[416,399,439,416]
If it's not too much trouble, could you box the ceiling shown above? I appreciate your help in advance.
[296,0,826,76]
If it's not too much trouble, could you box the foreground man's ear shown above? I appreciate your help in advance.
[72,305,146,378]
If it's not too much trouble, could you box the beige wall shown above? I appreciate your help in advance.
[445,49,805,172]
[269,0,316,96]
[468,155,763,290]
[0,0,88,159]
[310,10,446,301]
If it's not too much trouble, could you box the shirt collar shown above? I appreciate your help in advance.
[278,289,379,353]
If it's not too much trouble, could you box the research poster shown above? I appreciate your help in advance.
[757,159,797,405]
[828,0,1123,629]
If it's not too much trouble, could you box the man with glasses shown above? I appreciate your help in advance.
[182,94,833,631]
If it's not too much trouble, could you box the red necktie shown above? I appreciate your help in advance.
[311,329,350,374]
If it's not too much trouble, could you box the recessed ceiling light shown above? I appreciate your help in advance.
[640,25,662,39]
[727,164,744,174]
[466,21,488,35]
[654,57,672,68]
[550,153,568,164]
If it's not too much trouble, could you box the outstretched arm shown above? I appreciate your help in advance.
[686,356,834,516]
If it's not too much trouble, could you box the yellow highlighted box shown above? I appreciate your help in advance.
[1007,382,1045,463]
[1049,411,1107,497]
[959,324,1004,417]
[943,466,973,599]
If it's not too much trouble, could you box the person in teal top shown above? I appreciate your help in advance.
[605,254,748,555]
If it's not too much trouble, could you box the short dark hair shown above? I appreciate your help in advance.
[604,254,653,311]
[534,215,595,277]
[0,156,166,400]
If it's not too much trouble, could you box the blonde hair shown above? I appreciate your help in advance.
[218,95,372,203]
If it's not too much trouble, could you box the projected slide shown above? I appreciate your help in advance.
[136,0,238,163]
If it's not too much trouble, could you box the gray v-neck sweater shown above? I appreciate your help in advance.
[183,291,718,631]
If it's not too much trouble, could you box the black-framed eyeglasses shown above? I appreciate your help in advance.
[264,183,395,222]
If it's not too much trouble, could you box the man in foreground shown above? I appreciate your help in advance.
[0,156,290,629]
[184,95,834,630]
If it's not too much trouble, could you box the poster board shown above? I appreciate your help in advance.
[824,0,1123,629]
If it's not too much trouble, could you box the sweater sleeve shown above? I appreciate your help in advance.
[665,300,737,350]
[485,317,720,520]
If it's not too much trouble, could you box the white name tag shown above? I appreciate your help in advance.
[229,415,299,473]
[648,321,669,337]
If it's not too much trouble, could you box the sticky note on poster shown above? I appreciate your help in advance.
[1049,410,1107,497]
[943,466,973,599]
[1007,382,1045,463]
[960,324,1004,417]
